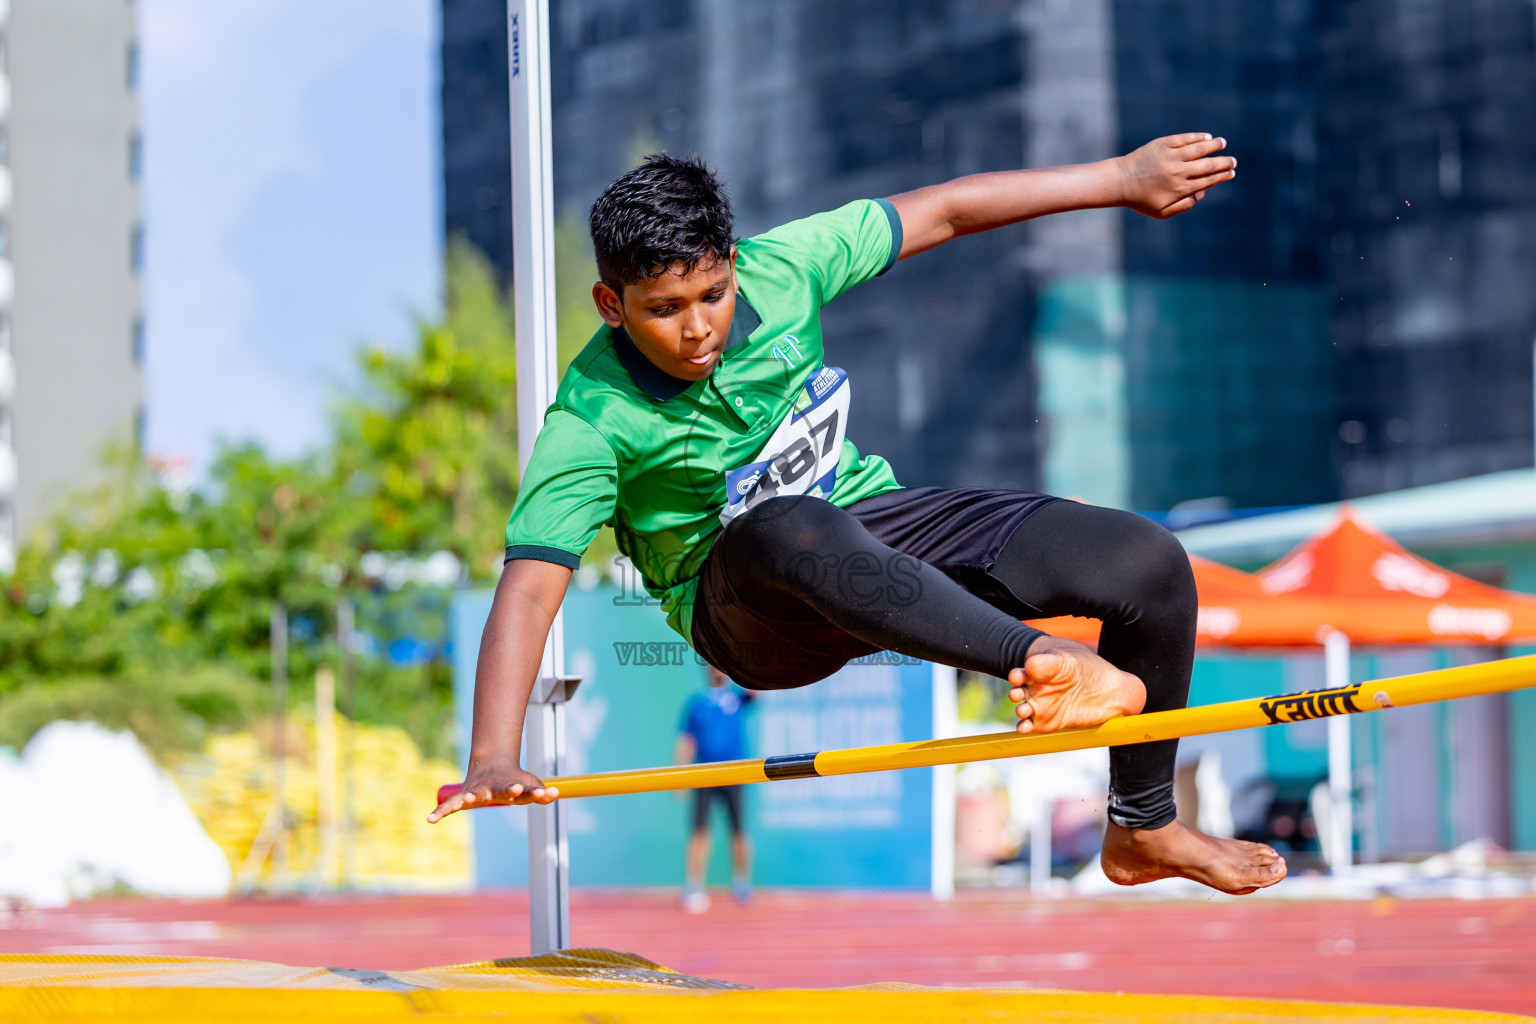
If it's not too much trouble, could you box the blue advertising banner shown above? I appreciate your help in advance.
[450,584,934,889]
[748,661,933,888]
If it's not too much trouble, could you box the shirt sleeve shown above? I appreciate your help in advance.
[503,409,618,568]
[751,198,903,304]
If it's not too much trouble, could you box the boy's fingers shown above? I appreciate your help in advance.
[1179,137,1227,158]
[1009,685,1028,703]
[1159,196,1199,218]
[1186,169,1236,192]
[427,794,463,823]
[1183,156,1236,178]
[1165,132,1213,148]
[428,777,553,818]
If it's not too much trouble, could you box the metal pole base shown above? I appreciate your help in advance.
[525,674,579,955]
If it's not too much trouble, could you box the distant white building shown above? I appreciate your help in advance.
[1,0,144,571]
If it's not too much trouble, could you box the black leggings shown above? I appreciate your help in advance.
[702,496,1196,830]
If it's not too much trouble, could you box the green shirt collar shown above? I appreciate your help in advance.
[613,292,763,402]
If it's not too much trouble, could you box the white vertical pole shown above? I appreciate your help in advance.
[929,662,957,901]
[314,666,338,888]
[524,674,572,956]
[269,604,288,890]
[1030,797,1053,897]
[338,598,357,889]
[1324,631,1353,877]
[507,0,571,955]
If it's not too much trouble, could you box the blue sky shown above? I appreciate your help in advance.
[140,0,441,474]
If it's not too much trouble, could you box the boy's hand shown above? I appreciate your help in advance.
[1116,134,1236,219]
[427,760,559,822]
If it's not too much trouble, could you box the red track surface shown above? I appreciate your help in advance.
[3,891,1534,1016]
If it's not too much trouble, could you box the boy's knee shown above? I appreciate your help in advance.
[732,495,849,556]
[1121,516,1196,611]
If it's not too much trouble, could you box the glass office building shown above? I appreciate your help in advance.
[441,0,1536,512]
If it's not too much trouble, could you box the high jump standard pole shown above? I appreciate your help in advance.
[506,0,578,956]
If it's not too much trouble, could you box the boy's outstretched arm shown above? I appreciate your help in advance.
[427,558,572,822]
[889,133,1236,260]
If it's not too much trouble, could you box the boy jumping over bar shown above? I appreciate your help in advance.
[429,134,1287,895]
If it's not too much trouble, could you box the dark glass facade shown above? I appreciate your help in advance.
[1318,0,1536,496]
[441,0,513,281]
[441,0,1536,509]
[1113,0,1337,511]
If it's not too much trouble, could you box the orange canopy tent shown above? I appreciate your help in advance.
[1026,553,1344,647]
[1027,508,1536,647]
[1254,507,1536,645]
[1250,507,1536,873]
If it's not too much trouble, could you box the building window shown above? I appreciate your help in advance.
[132,317,145,366]
[130,224,143,272]
[0,222,9,261]
[126,41,139,90]
[0,128,8,167]
[129,133,142,181]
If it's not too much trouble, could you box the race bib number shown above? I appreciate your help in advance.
[721,366,850,523]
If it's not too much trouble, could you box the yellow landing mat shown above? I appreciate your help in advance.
[1,949,1530,1023]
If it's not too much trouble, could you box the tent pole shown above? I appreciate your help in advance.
[1030,797,1053,896]
[507,0,573,956]
[1324,630,1353,877]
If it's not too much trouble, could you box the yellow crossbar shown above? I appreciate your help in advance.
[442,653,1536,803]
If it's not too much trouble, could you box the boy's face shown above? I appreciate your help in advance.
[593,248,737,381]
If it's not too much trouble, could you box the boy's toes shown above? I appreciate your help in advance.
[1022,649,1075,686]
[1014,699,1036,733]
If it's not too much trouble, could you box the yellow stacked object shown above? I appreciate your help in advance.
[172,715,470,890]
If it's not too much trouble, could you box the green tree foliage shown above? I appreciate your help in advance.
[1,230,607,759]
[332,226,604,578]
[0,443,359,750]
[1,440,371,679]
[332,241,520,579]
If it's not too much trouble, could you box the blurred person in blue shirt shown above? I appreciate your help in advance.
[674,665,754,912]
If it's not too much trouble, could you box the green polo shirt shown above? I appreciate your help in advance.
[505,198,907,643]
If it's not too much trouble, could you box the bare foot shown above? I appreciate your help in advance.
[1100,819,1288,895]
[1008,638,1145,734]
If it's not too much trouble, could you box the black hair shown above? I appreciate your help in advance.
[588,153,735,291]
